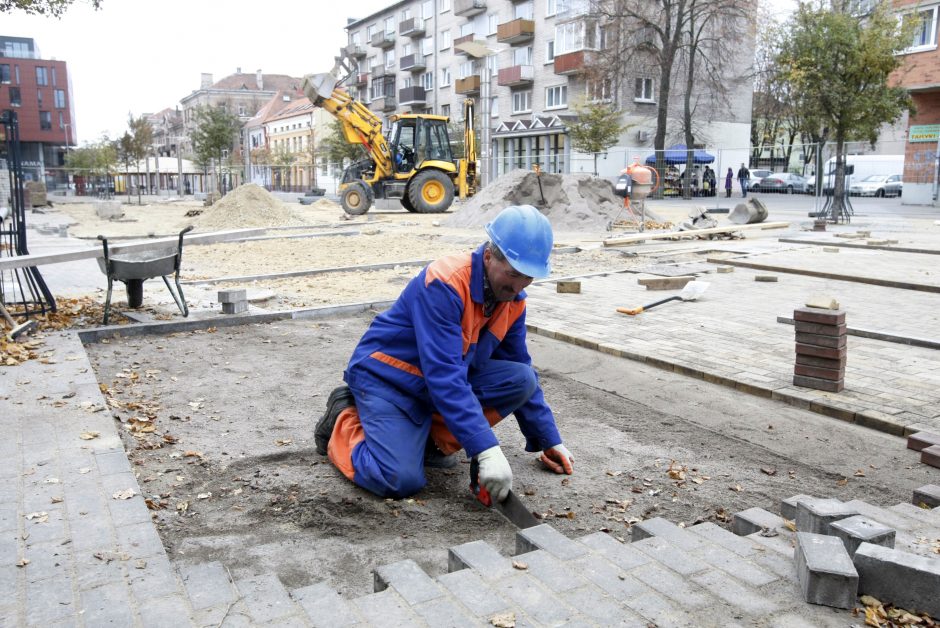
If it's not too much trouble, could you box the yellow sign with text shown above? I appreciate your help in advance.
[909,124,940,143]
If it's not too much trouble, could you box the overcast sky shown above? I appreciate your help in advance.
[5,0,796,145]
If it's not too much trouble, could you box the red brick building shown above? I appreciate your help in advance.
[0,35,75,187]
[892,1,940,204]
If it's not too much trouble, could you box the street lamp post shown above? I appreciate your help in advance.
[62,122,72,194]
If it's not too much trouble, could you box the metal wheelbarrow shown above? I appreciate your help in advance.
[97,225,193,325]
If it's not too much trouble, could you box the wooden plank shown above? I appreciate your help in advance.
[603,221,791,246]
[0,228,268,272]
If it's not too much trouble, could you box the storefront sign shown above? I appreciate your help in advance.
[908,124,940,143]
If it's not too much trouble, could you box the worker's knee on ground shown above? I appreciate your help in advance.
[385,468,426,499]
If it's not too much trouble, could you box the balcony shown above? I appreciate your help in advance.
[399,17,425,38]
[553,50,597,75]
[454,33,475,55]
[400,53,427,72]
[399,86,426,107]
[371,96,397,112]
[455,0,486,16]
[555,0,591,21]
[355,72,369,86]
[371,65,389,79]
[496,18,535,45]
[497,64,534,87]
[455,75,481,95]
[371,31,396,48]
[345,43,366,58]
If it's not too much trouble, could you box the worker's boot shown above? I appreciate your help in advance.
[315,386,355,455]
[424,439,458,469]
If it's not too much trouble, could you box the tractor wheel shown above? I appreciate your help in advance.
[400,194,417,212]
[340,180,372,215]
[408,170,455,213]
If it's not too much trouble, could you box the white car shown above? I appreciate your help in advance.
[748,169,773,190]
[849,174,903,197]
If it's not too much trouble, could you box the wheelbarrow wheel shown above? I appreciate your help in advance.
[125,279,144,308]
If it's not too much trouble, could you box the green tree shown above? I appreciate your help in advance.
[1,0,101,16]
[191,105,241,195]
[124,114,153,204]
[567,99,629,176]
[321,118,364,167]
[64,137,116,197]
[776,1,912,222]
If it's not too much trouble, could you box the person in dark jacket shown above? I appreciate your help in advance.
[725,168,734,198]
[315,205,574,503]
[737,163,750,197]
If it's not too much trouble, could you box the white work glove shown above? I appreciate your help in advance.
[477,445,512,503]
[540,443,574,475]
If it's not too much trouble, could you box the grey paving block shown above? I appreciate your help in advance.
[796,498,858,534]
[515,524,587,560]
[217,288,247,303]
[513,549,585,592]
[437,568,510,618]
[889,501,940,525]
[624,589,697,628]
[107,496,152,528]
[843,499,921,532]
[291,581,360,627]
[222,301,249,314]
[732,507,787,537]
[138,594,195,628]
[73,547,127,592]
[751,547,799,584]
[79,581,135,626]
[631,536,709,576]
[499,573,578,625]
[912,484,940,508]
[689,522,758,556]
[577,531,649,571]
[178,561,237,611]
[692,544,778,587]
[691,569,781,615]
[629,562,713,609]
[829,515,895,557]
[630,517,707,551]
[374,558,444,605]
[235,573,297,622]
[67,513,115,551]
[352,587,422,626]
[413,596,479,628]
[21,539,72,584]
[794,532,858,609]
[561,585,649,627]
[854,542,940,617]
[448,540,513,581]
[115,521,165,558]
[569,554,647,599]
[127,551,182,601]
[25,572,75,624]
[94,450,132,476]
[780,494,813,520]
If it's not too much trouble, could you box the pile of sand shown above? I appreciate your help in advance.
[447,169,662,231]
[186,184,308,230]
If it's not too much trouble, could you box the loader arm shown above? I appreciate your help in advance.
[457,98,478,199]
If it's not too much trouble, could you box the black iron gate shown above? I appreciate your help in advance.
[1,110,56,316]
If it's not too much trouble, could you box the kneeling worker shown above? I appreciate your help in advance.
[315,204,574,503]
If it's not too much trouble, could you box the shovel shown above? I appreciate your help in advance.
[617,280,710,316]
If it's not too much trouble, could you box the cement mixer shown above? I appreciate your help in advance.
[613,158,659,232]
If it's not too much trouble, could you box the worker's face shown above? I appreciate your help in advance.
[484,247,533,301]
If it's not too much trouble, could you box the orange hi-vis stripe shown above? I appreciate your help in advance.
[370,351,423,378]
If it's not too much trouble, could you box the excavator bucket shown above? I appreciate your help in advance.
[302,73,337,102]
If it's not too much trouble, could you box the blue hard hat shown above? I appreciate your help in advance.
[484,205,553,279]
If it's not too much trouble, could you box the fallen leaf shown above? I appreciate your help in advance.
[784,519,797,532]
[144,498,165,511]
[50,496,63,504]
[79,431,100,440]
[15,558,29,567]
[78,467,91,474]
[490,612,515,628]
[854,469,866,477]
[511,560,528,570]
[163,434,178,444]
[837,477,849,487]
[729,484,743,492]
[691,477,704,485]
[176,501,189,513]
[112,489,136,500]
[760,467,776,476]
[135,559,147,569]
[197,492,211,500]
[667,460,686,481]
[25,512,48,523]
[183,451,203,458]
[275,439,292,446]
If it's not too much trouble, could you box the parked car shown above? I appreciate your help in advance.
[757,172,809,194]
[849,174,903,197]
[748,169,774,190]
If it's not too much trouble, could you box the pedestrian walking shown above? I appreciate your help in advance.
[725,168,733,198]
[737,163,750,198]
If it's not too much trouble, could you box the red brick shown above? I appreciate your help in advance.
[794,364,844,381]
[793,374,845,392]
[795,343,847,359]
[794,321,847,337]
[793,308,846,325]
[795,332,847,349]
[795,354,847,369]
[922,445,940,469]
[907,431,940,452]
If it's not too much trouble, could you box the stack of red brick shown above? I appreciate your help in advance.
[907,431,940,469]
[793,307,846,392]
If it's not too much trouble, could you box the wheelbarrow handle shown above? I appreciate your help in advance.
[177,225,194,252]
[97,234,110,264]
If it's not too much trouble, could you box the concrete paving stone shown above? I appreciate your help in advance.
[889,502,939,525]
[631,517,708,551]
[127,551,181,601]
[412,596,480,628]
[67,512,115,551]
[515,524,588,560]
[291,581,362,627]
[437,567,510,618]
[234,573,297,623]
[179,561,237,611]
[692,543,778,587]
[138,594,195,628]
[843,499,922,532]
[352,587,422,627]
[569,554,648,600]
[25,572,76,625]
[94,450,132,476]
[731,507,787,538]
[72,547,128,591]
[499,573,578,626]
[630,536,709,576]
[794,532,858,610]
[796,498,858,534]
[854,542,940,617]
[750,546,799,583]
[448,540,514,581]
[192,598,251,627]
[107,496,152,528]
[770,612,843,628]
[690,521,758,556]
[628,561,714,609]
[912,484,940,508]
[560,585,649,627]
[21,508,67,546]
[691,568,781,615]
[21,539,72,584]
[622,589,697,628]
[115,520,164,558]
[79,581,136,626]
[829,515,895,557]
[512,549,586,593]
[577,531,649,571]
[374,558,444,605]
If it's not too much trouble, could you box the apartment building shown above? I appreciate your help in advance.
[342,0,754,181]
[0,35,75,186]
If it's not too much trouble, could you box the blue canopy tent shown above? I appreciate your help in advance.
[645,144,715,165]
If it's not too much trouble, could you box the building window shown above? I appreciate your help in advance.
[422,36,433,56]
[422,71,434,90]
[3,41,29,58]
[36,66,48,86]
[238,104,246,116]
[441,104,450,117]
[545,85,567,109]
[513,46,533,66]
[440,29,451,50]
[51,67,57,86]
[635,77,654,102]
[366,24,376,40]
[385,49,396,68]
[514,0,533,20]
[9,86,20,106]
[403,41,413,56]
[422,0,433,19]
[352,31,361,45]
[440,67,451,86]
[39,111,52,130]
[385,16,395,34]
[512,90,531,114]
[589,78,612,102]
[546,0,557,16]
[439,0,450,13]
[402,7,412,20]
[546,40,555,62]
[37,90,43,107]
[491,96,499,117]
[459,61,475,79]
[54,88,65,108]
[0,64,10,84]
[487,54,499,76]
[487,13,498,35]
[905,6,939,51]
[58,111,64,129]
[460,22,474,37]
